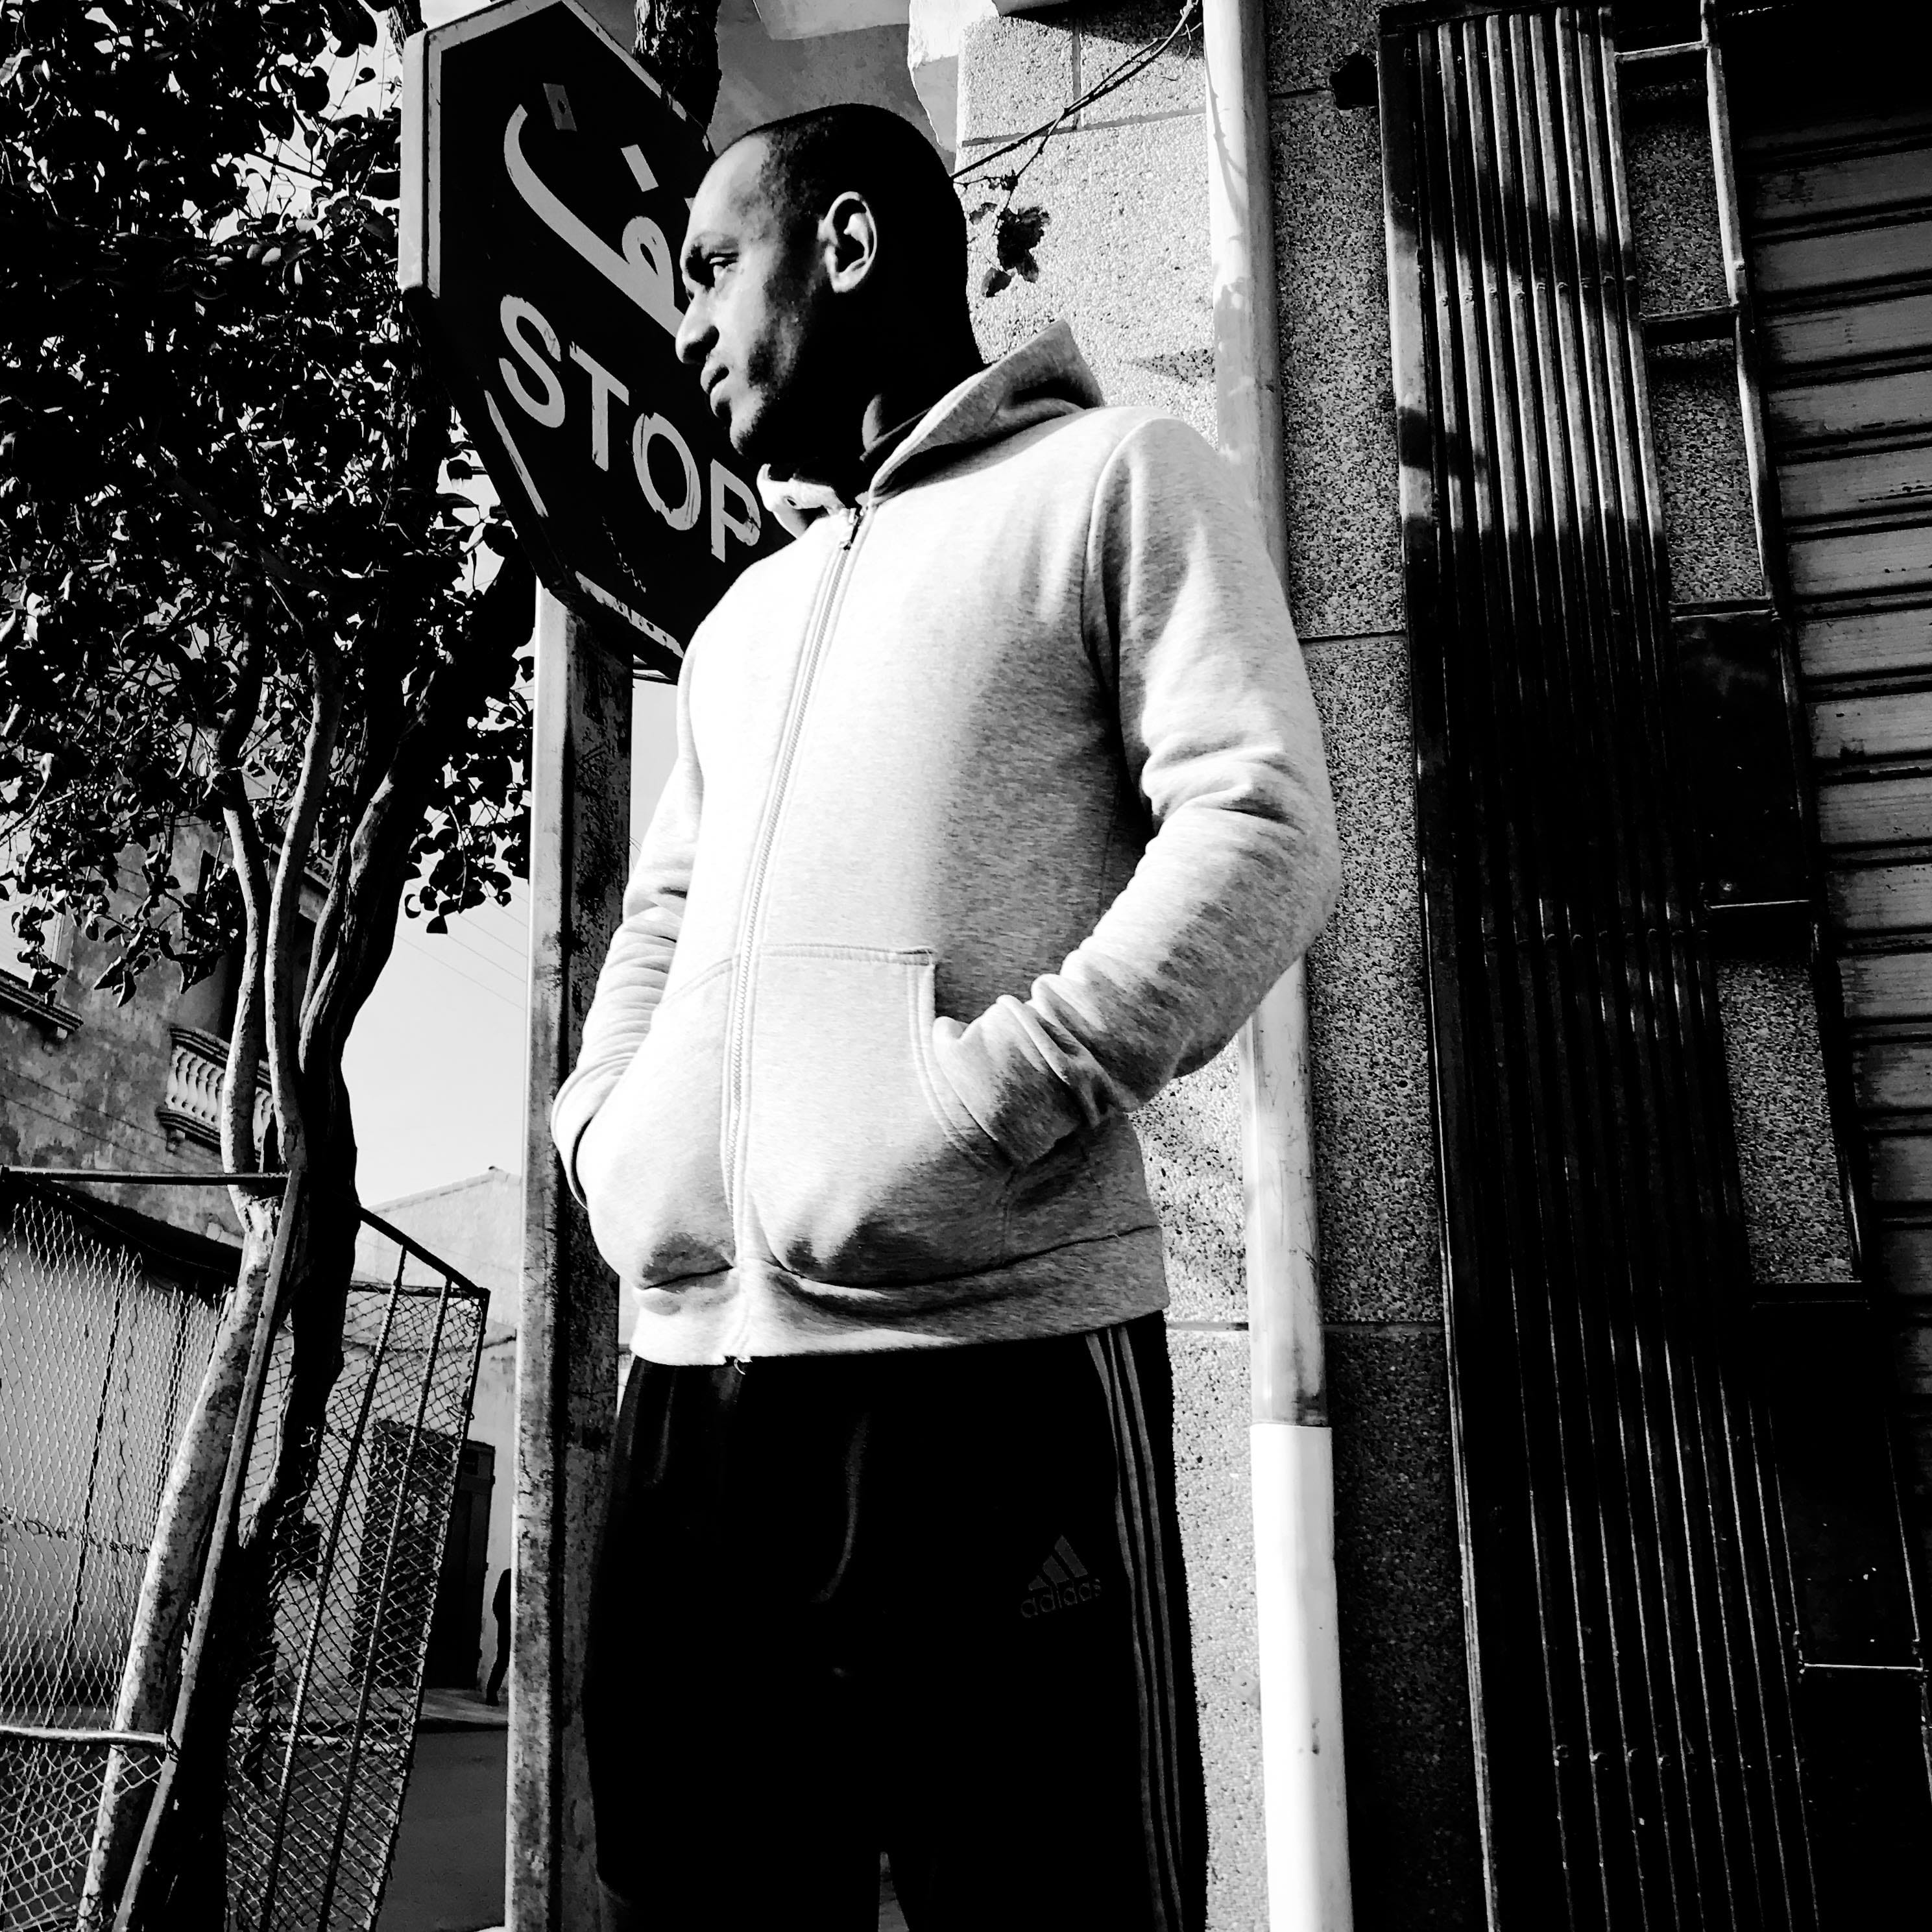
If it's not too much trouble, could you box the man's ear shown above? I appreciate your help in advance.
[821,190,879,295]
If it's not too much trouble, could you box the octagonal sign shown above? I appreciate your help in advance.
[400,0,782,680]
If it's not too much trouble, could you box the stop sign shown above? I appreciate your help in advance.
[400,0,783,681]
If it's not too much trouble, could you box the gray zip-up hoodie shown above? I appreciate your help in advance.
[552,323,1340,1363]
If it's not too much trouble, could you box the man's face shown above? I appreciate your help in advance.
[675,138,830,470]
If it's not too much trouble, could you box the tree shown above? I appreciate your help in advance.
[1,0,533,1915]
[636,0,721,125]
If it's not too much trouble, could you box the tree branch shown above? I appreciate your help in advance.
[265,654,344,1169]
[222,803,272,1182]
[303,548,535,1074]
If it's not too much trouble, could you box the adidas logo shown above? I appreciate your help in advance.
[1019,1535,1104,1619]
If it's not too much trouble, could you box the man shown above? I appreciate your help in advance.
[483,1564,511,1706]
[555,103,1340,1932]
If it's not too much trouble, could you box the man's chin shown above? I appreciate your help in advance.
[727,411,782,470]
[725,396,813,476]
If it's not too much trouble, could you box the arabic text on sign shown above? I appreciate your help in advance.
[495,291,761,564]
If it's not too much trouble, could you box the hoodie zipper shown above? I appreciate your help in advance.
[720,501,869,1359]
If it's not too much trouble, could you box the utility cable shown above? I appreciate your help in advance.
[950,0,1203,193]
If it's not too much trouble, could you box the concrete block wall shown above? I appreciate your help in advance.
[1621,66,1855,1289]
[955,4,1483,1924]
[1264,6,1484,1926]
[958,18,1266,1920]
[953,10,1859,1929]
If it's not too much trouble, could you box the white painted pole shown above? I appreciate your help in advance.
[1202,0,1355,1926]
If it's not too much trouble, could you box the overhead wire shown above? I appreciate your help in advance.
[950,0,1203,191]
[429,922,528,989]
[392,929,525,1015]
[439,914,529,972]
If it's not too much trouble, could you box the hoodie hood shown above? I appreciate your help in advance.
[757,320,1105,536]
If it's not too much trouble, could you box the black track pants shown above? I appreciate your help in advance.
[584,1311,1208,1932]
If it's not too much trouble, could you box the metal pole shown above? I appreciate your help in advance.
[59,1244,132,1713]
[112,1165,306,1932]
[0,1168,285,1186]
[1203,0,1354,1925]
[511,586,629,1932]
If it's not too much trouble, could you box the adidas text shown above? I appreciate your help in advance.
[1020,1575,1104,1619]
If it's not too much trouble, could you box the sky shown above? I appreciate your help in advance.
[344,678,679,1205]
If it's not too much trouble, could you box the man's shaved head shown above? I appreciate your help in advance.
[675,103,979,477]
[734,104,969,313]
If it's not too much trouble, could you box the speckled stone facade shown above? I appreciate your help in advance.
[1264,11,1485,1922]
[958,6,1484,1924]
[952,5,1855,1926]
[1619,67,1857,1286]
[960,17,1276,1920]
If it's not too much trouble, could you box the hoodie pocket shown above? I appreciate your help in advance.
[578,959,734,1286]
[745,947,1011,1285]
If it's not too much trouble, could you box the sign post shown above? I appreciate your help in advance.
[511,585,627,1932]
[400,8,780,1924]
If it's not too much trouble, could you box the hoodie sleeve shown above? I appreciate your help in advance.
[548,653,703,1201]
[933,415,1342,1166]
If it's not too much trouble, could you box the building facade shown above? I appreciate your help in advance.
[579,0,1931,1925]
[354,1168,528,1695]
[0,823,303,1242]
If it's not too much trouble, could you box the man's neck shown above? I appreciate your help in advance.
[828,340,984,496]
[857,357,977,450]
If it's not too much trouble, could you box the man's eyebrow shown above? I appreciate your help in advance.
[680,226,722,274]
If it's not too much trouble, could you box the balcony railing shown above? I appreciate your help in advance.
[0,969,82,1041]
[157,1026,271,1156]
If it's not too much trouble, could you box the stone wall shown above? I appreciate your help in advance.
[1619,60,1854,1292]
[954,5,1484,1923]
[1265,5,1486,1924]
[949,6,1861,1927]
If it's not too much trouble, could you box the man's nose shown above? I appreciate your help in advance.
[674,299,708,369]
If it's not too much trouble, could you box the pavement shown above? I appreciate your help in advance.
[416,1687,509,1733]
[374,1692,507,1932]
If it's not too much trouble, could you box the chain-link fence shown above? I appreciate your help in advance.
[0,1189,221,1734]
[0,1729,167,1931]
[0,1176,489,1932]
[0,1180,222,1930]
[222,1263,486,1932]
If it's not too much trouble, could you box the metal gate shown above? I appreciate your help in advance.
[0,1181,219,1930]
[219,1253,487,1932]
[0,1176,488,1932]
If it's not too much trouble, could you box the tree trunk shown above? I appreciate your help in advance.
[636,0,722,126]
[130,1150,362,1929]
[77,1191,284,1927]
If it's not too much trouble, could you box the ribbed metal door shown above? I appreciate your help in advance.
[1379,6,1815,1926]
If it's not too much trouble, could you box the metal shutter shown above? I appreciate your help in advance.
[1379,8,1814,1924]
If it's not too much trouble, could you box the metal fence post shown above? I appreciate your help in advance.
[511,587,631,1931]
[110,1167,300,1932]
